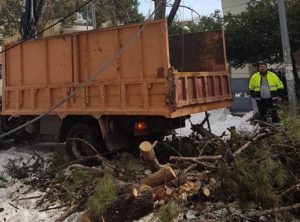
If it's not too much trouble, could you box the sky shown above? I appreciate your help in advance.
[138,0,222,20]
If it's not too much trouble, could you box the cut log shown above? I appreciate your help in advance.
[199,177,218,198]
[139,141,161,172]
[100,187,138,222]
[168,173,188,187]
[201,185,210,197]
[152,185,174,201]
[125,185,153,221]
[82,213,92,222]
[102,185,153,222]
[180,181,202,193]
[141,166,176,187]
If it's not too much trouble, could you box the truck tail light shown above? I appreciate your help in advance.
[134,121,147,131]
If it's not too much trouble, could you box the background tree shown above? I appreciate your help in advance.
[224,0,300,68]
[168,10,223,35]
[52,0,144,30]
[93,0,144,27]
[0,0,144,38]
[0,0,22,37]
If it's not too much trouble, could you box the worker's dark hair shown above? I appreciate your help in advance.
[258,61,267,66]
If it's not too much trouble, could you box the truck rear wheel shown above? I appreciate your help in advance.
[66,123,104,159]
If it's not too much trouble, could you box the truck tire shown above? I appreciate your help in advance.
[66,123,103,159]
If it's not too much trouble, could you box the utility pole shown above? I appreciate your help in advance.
[91,0,97,30]
[86,2,89,30]
[153,0,166,19]
[278,0,297,112]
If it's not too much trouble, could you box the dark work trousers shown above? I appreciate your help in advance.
[256,98,279,123]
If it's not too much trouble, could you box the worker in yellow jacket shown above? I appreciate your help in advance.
[249,62,284,123]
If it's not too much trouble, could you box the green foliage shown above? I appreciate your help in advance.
[54,0,144,30]
[275,211,294,222]
[0,0,144,38]
[49,150,70,170]
[3,156,46,179]
[52,0,78,28]
[94,0,144,27]
[0,0,22,37]
[116,152,145,182]
[87,173,117,217]
[169,10,223,35]
[224,0,300,68]
[283,115,300,143]
[220,144,288,209]
[65,169,94,193]
[169,0,300,69]
[154,137,199,163]
[0,175,8,188]
[158,201,182,222]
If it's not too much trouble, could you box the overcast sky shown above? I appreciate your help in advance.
[138,0,222,19]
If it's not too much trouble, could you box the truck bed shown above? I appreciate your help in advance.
[2,20,231,118]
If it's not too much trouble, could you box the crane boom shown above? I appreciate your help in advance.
[20,0,45,40]
[167,0,181,26]
[153,0,181,26]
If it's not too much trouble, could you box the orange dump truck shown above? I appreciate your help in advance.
[1,20,231,157]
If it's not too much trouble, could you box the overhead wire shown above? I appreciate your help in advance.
[0,0,170,139]
[165,4,201,19]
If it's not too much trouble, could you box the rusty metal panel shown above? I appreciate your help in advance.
[173,71,232,110]
[169,30,227,72]
[196,77,206,98]
[2,20,231,118]
[2,20,171,116]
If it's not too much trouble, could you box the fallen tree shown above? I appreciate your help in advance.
[2,112,300,221]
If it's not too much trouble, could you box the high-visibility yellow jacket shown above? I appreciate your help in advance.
[249,71,284,99]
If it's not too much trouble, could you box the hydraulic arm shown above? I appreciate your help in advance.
[20,0,45,40]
